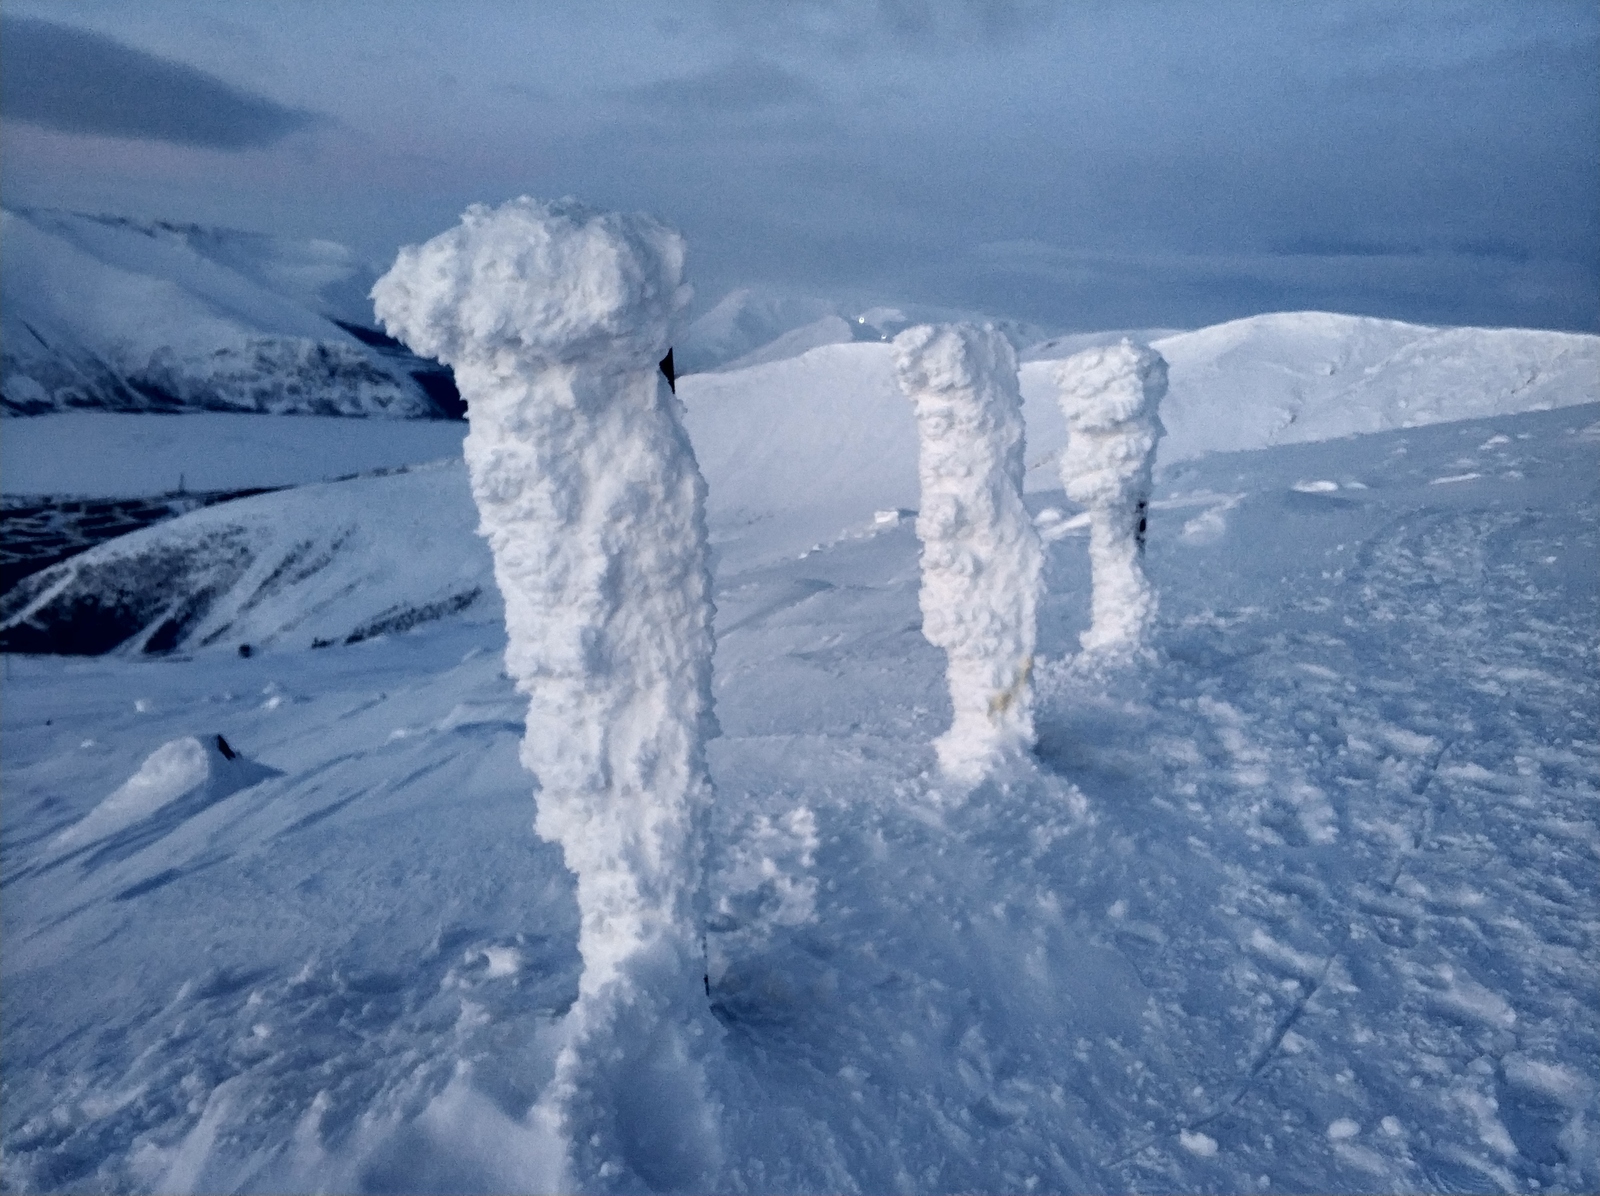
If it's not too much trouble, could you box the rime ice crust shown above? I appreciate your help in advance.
[894,324,1043,785]
[370,196,691,371]
[1054,339,1168,655]
[373,198,719,1191]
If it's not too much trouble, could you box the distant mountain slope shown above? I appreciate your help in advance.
[0,412,467,498]
[1017,311,1600,482]
[677,286,1054,374]
[1155,310,1598,460]
[0,461,496,655]
[0,207,461,418]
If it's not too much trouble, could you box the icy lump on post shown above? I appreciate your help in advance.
[894,323,1043,787]
[1054,338,1167,657]
[372,197,721,1192]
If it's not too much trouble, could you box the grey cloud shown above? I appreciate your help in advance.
[0,16,322,149]
[705,0,1056,53]
[622,59,819,114]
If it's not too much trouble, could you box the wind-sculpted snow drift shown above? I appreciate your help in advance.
[44,736,281,868]
[371,197,721,1192]
[895,324,1042,784]
[1054,339,1167,655]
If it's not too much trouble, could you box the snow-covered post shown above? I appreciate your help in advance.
[1054,339,1167,656]
[372,197,720,1191]
[894,323,1042,785]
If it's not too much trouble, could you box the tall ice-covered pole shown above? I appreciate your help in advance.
[372,197,720,1192]
[1054,338,1167,656]
[894,323,1043,786]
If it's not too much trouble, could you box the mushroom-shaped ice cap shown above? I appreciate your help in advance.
[1054,338,1168,431]
[371,196,691,371]
[893,322,1018,395]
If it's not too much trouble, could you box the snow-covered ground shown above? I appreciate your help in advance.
[2,313,1598,1193]
[1,208,459,419]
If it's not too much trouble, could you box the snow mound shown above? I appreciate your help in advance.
[1,207,458,418]
[49,735,280,859]
[0,462,496,656]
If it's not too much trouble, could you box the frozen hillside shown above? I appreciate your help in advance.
[0,461,495,656]
[2,402,1595,1194]
[1021,311,1600,482]
[682,312,1598,567]
[0,208,461,418]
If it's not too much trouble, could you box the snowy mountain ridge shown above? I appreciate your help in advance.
[684,309,1599,569]
[676,285,1056,374]
[0,207,461,419]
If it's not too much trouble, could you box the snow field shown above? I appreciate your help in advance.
[894,323,1042,785]
[372,196,721,1191]
[1053,339,1167,655]
[0,406,1596,1192]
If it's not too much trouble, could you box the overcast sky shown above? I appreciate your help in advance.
[3,0,1596,332]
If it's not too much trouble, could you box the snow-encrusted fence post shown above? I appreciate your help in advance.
[1054,339,1167,656]
[894,323,1043,786]
[372,197,721,1192]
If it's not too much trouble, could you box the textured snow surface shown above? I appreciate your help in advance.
[1,208,454,419]
[4,403,1595,1194]
[1054,339,1167,654]
[374,197,721,1190]
[895,324,1042,783]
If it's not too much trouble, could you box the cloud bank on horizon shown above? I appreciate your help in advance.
[0,0,1595,333]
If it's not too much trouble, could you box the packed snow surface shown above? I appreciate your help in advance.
[895,323,1042,783]
[373,197,720,1190]
[4,399,1596,1193]
[1,207,453,418]
[1054,339,1167,654]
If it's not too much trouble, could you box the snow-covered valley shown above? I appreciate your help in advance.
[3,299,1597,1192]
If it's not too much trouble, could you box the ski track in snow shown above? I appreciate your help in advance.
[2,405,1597,1193]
